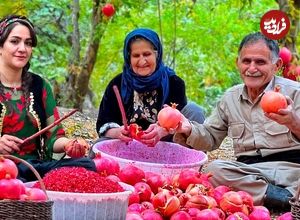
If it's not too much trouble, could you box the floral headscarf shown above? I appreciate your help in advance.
[0,15,37,47]
[121,28,175,105]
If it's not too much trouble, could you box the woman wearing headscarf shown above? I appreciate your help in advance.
[0,14,96,181]
[95,28,205,147]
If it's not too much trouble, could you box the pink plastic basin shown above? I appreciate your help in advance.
[93,140,207,177]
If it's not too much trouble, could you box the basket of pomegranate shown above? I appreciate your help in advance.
[0,155,53,220]
[26,166,134,220]
[93,139,207,177]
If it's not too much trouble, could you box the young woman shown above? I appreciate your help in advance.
[96,28,205,147]
[0,14,96,181]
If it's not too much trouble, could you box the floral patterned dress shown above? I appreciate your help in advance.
[130,90,159,125]
[0,77,65,160]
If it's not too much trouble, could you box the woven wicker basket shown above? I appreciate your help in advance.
[290,183,300,220]
[0,155,53,220]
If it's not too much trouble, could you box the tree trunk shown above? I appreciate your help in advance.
[65,0,81,106]
[65,0,109,111]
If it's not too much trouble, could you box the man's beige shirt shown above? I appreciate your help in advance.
[174,76,300,157]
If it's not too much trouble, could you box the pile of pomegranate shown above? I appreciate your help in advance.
[279,47,300,81]
[0,156,47,202]
[92,154,292,220]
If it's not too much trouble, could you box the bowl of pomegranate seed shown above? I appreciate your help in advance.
[26,167,134,220]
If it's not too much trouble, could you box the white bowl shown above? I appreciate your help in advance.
[25,181,133,220]
[93,139,208,177]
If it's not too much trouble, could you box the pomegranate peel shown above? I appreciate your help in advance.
[64,137,88,158]
[128,123,144,140]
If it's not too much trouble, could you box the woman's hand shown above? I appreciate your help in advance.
[140,123,169,147]
[105,126,133,143]
[0,134,23,154]
[64,138,88,158]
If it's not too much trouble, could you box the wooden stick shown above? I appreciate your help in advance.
[23,109,78,144]
[113,85,128,130]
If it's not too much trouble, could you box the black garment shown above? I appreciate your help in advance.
[30,73,47,130]
[29,73,48,158]
[17,157,97,182]
[237,150,300,164]
[96,73,187,134]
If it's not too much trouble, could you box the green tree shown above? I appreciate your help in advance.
[3,0,298,114]
[276,0,300,58]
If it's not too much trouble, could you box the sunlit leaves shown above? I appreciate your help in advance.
[4,0,293,112]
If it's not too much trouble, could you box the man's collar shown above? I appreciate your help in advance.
[239,75,276,101]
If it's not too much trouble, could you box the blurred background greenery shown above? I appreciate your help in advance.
[1,0,299,114]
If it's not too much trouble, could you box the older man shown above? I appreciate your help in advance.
[174,32,300,210]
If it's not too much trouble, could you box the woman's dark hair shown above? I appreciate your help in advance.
[0,14,37,47]
[238,32,279,63]
[0,15,36,117]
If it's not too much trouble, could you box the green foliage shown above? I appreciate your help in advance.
[91,0,279,113]
[21,0,71,82]
[0,0,26,16]
[4,0,296,114]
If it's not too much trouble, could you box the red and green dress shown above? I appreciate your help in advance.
[0,75,65,161]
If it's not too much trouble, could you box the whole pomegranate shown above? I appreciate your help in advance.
[0,176,26,200]
[142,209,163,220]
[170,210,192,220]
[279,47,292,65]
[248,208,271,220]
[24,187,47,201]
[101,3,115,17]
[195,209,220,220]
[157,103,182,130]
[0,157,18,179]
[118,164,145,186]
[133,182,152,202]
[260,86,287,113]
[93,154,120,176]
